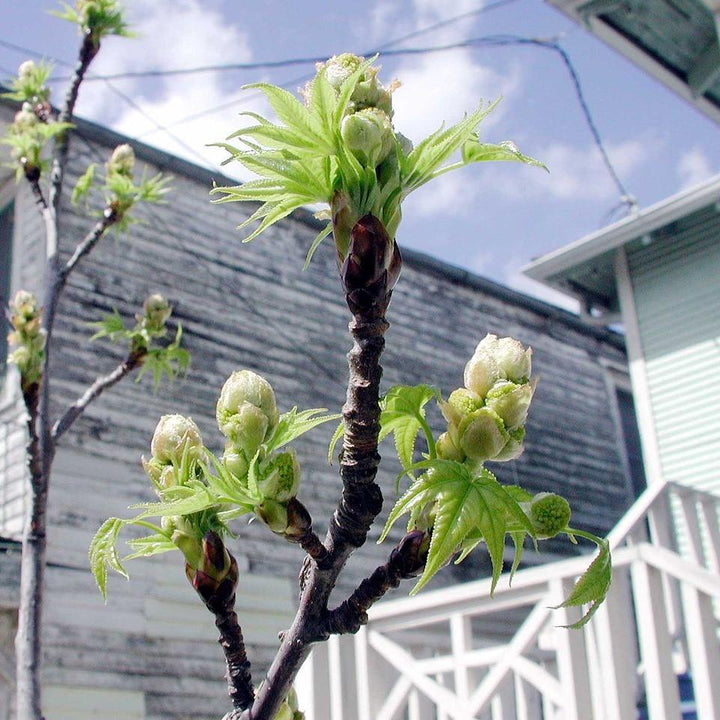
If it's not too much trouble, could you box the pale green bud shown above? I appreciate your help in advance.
[108,143,135,175]
[171,517,203,570]
[463,349,502,399]
[222,443,249,480]
[255,499,288,534]
[529,492,571,538]
[142,293,171,328]
[435,432,465,462]
[458,407,509,462]
[441,388,483,427]
[494,428,525,462]
[18,61,36,80]
[322,53,364,90]
[474,334,532,383]
[485,380,534,430]
[150,414,205,466]
[10,290,38,319]
[258,450,300,502]
[9,345,31,370]
[216,370,279,454]
[14,108,37,130]
[142,456,176,493]
[341,107,394,167]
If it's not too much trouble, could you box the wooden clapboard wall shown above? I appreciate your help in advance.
[0,105,635,718]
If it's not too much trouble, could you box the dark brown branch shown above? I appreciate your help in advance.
[283,498,329,567]
[27,175,48,214]
[191,537,254,712]
[51,347,145,442]
[245,216,399,720]
[324,531,428,636]
[59,208,118,284]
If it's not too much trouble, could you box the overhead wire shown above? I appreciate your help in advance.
[1,0,635,220]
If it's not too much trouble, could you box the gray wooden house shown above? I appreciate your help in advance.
[0,100,639,720]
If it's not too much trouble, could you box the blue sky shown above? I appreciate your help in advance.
[2,0,719,308]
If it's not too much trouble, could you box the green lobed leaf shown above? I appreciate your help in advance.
[89,517,128,599]
[123,532,176,561]
[89,308,129,342]
[412,474,484,594]
[461,139,547,171]
[265,407,342,453]
[379,385,440,474]
[72,163,96,206]
[304,222,333,269]
[128,482,216,520]
[554,535,612,629]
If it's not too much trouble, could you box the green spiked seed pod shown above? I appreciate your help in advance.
[530,492,571,538]
[150,414,205,466]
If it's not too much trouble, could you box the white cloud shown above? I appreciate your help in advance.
[478,138,648,202]
[677,147,715,189]
[74,0,257,173]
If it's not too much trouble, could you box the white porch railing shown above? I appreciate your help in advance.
[297,479,720,719]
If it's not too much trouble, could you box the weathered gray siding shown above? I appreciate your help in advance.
[0,112,632,718]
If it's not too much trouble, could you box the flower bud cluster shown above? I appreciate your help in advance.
[318,54,406,261]
[136,293,171,336]
[217,371,304,535]
[143,414,206,494]
[107,143,135,177]
[437,334,535,465]
[7,290,46,389]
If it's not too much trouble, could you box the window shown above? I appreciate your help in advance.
[0,199,14,371]
[603,362,647,502]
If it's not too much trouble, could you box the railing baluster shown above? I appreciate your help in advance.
[590,568,638,719]
[630,559,682,719]
[549,578,592,720]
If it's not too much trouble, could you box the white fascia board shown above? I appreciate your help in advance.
[523,174,720,283]
[547,0,720,125]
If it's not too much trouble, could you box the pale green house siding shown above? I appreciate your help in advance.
[627,207,720,493]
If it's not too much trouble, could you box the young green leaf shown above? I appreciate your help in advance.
[461,139,547,171]
[264,407,342,453]
[327,419,345,465]
[379,385,439,474]
[123,532,176,561]
[129,482,216,520]
[554,534,612,628]
[89,517,128,599]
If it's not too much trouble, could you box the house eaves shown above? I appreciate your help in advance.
[522,173,720,312]
[548,0,720,124]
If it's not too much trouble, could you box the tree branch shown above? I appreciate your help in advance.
[244,216,399,720]
[324,531,428,636]
[15,383,47,720]
[59,208,118,284]
[51,347,145,442]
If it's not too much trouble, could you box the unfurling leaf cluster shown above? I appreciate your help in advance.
[72,144,170,231]
[212,53,545,267]
[52,0,131,44]
[90,371,339,597]
[89,294,188,389]
[373,334,611,626]
[7,290,47,390]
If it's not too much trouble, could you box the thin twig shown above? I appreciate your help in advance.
[324,531,428,636]
[59,208,118,283]
[51,348,145,442]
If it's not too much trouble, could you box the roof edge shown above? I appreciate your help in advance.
[523,173,720,282]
